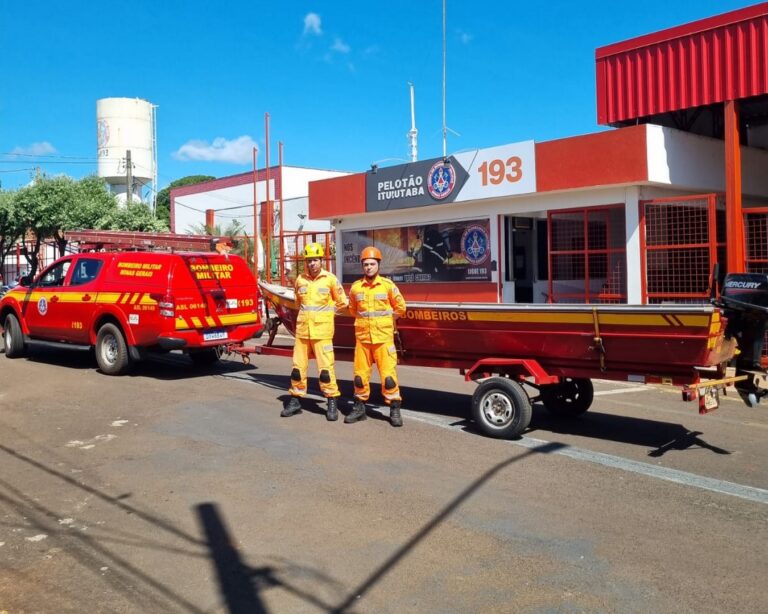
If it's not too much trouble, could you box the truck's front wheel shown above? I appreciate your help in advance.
[95,323,132,375]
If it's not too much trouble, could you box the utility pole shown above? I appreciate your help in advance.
[126,149,133,205]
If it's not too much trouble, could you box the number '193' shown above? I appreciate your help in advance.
[477,156,523,186]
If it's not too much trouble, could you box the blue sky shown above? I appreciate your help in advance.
[1,1,752,193]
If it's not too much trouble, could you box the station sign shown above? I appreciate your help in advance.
[365,140,536,211]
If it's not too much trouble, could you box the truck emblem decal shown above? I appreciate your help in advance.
[37,297,48,316]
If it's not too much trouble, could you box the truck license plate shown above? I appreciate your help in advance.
[203,330,228,341]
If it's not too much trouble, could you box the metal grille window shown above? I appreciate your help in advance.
[746,209,768,273]
[548,205,626,303]
[640,195,723,304]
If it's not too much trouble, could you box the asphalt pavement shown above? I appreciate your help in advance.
[0,338,766,613]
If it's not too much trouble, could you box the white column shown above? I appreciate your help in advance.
[624,186,643,304]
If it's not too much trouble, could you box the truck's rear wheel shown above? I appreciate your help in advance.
[95,323,132,375]
[3,313,26,358]
[471,377,532,439]
[540,377,594,417]
[189,347,222,367]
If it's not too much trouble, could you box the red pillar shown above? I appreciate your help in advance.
[205,208,215,231]
[724,99,745,273]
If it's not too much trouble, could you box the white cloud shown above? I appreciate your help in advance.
[303,12,322,35]
[173,136,257,164]
[458,30,473,44]
[11,141,57,155]
[331,37,350,54]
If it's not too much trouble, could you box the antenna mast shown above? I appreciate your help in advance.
[408,82,418,162]
[442,0,447,158]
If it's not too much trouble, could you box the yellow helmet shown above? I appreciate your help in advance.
[303,242,325,259]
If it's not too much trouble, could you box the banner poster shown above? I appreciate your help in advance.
[341,218,492,284]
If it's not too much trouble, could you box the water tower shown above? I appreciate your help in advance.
[96,97,157,207]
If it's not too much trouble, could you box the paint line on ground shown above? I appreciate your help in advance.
[404,411,768,505]
[594,386,649,396]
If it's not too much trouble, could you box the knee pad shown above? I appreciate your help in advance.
[354,375,364,388]
[384,376,397,390]
[319,369,331,383]
[290,368,301,382]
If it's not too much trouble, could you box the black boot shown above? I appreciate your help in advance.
[390,401,403,427]
[280,397,302,417]
[345,399,367,423]
[326,397,339,421]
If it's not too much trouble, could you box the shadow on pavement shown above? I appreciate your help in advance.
[13,342,254,380]
[528,408,733,456]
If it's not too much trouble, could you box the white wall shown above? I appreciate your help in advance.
[647,125,768,197]
[172,166,350,234]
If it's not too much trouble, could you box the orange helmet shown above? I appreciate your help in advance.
[360,246,382,262]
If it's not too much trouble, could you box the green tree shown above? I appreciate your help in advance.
[0,191,23,281]
[14,175,76,276]
[155,175,215,226]
[69,176,119,230]
[108,201,168,232]
[54,176,118,257]
[186,219,254,265]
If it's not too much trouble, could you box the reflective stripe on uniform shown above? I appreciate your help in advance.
[357,310,393,317]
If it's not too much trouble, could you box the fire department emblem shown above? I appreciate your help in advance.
[427,160,456,200]
[37,297,48,316]
[461,225,489,265]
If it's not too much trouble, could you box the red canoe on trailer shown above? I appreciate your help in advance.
[255,275,768,439]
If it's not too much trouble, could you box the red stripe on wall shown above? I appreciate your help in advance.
[535,125,648,193]
[309,173,366,219]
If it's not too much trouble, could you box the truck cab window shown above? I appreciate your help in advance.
[38,261,71,287]
[71,259,103,286]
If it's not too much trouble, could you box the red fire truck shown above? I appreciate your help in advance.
[0,231,263,374]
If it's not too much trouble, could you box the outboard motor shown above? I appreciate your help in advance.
[716,273,768,406]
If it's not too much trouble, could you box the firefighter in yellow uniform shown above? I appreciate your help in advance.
[281,242,348,421]
[345,246,407,427]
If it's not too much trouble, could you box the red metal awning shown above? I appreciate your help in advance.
[596,3,768,125]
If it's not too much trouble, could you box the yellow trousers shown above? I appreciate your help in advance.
[353,341,401,403]
[290,337,340,398]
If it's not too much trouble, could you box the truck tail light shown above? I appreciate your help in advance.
[151,293,175,318]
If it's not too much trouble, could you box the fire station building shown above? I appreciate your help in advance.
[308,3,768,306]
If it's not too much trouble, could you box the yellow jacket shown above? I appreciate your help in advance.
[349,274,406,344]
[294,269,348,339]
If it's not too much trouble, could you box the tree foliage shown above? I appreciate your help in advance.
[109,202,168,232]
[186,219,254,265]
[0,191,23,280]
[155,175,215,226]
[0,174,170,277]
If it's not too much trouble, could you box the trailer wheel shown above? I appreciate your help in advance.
[540,378,594,417]
[3,313,27,358]
[471,378,532,439]
[95,323,132,375]
[189,347,222,367]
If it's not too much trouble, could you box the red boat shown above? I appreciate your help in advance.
[256,274,768,439]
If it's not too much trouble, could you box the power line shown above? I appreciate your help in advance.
[0,160,102,165]
[1,151,99,160]
[0,167,36,173]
